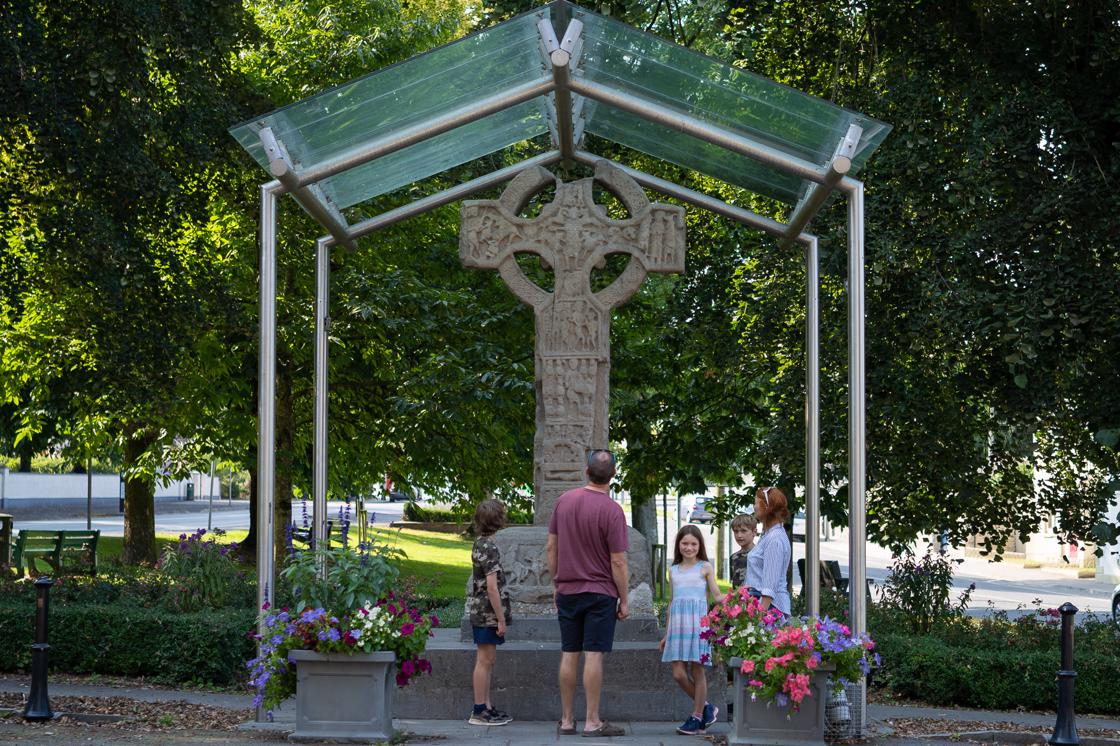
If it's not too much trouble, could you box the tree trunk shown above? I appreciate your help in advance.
[18,441,32,472]
[240,463,257,559]
[122,428,158,565]
[274,363,294,568]
[630,494,659,546]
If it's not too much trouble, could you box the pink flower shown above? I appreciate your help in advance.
[700,615,710,627]
[401,622,416,636]
[740,659,756,673]
[729,604,742,618]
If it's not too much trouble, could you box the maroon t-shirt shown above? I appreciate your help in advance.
[548,487,629,597]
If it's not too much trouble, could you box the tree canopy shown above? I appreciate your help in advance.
[1,0,1117,561]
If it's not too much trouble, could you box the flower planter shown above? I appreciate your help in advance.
[289,650,396,743]
[727,658,834,746]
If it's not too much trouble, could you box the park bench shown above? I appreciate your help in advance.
[12,529,100,577]
[290,520,346,551]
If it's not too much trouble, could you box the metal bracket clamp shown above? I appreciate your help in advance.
[782,122,864,243]
[538,18,583,163]
[258,126,356,250]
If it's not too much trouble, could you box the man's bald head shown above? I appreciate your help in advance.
[586,450,616,486]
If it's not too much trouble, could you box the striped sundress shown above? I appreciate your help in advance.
[661,561,712,665]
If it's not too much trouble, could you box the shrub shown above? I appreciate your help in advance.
[876,550,974,634]
[158,528,253,612]
[874,631,1120,714]
[0,600,254,685]
[403,502,466,523]
[402,501,532,525]
[281,537,404,615]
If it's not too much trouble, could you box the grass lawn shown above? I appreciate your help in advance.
[81,526,470,607]
[365,527,472,598]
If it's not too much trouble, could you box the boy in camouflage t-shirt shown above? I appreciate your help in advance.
[467,499,513,726]
[729,513,758,589]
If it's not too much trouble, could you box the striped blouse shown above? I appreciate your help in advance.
[744,525,792,615]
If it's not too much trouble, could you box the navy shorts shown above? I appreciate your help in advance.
[556,592,618,653]
[472,626,506,645]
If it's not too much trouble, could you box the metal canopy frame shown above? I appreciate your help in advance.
[243,0,875,728]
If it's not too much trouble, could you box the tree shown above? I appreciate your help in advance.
[0,0,259,562]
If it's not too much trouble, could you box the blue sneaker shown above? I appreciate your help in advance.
[702,702,719,728]
[677,715,705,735]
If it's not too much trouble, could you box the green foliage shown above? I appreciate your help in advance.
[0,600,254,686]
[875,630,1120,714]
[157,528,254,612]
[875,550,975,634]
[403,500,532,525]
[280,540,405,615]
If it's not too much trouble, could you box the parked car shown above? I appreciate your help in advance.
[1112,584,1119,625]
[687,496,714,524]
[387,490,414,503]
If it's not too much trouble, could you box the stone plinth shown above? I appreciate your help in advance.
[464,524,660,643]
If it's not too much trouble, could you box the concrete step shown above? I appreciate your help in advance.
[395,630,726,722]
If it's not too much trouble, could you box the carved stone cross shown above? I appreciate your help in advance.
[461,162,686,524]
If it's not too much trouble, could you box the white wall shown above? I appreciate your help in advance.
[0,470,188,501]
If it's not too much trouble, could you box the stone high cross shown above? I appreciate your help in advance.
[461,162,685,523]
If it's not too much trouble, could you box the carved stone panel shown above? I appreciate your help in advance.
[461,161,686,525]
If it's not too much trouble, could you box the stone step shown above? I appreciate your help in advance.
[395,629,727,722]
[458,614,661,642]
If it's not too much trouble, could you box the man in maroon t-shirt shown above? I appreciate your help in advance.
[546,450,629,738]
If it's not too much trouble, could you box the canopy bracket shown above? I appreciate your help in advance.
[259,127,355,249]
[782,122,863,242]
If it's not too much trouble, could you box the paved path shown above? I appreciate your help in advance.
[2,676,1118,744]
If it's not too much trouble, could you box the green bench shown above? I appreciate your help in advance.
[290,521,346,551]
[13,529,100,577]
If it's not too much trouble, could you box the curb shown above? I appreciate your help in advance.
[916,731,1120,745]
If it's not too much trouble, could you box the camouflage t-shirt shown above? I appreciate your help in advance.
[469,535,512,628]
[729,549,749,589]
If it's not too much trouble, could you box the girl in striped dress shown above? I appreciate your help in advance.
[660,524,722,735]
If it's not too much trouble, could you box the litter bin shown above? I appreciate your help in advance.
[186,482,194,501]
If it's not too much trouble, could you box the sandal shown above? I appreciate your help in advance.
[582,721,625,737]
[558,721,578,736]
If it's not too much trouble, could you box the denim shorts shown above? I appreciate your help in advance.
[556,592,618,653]
[472,626,506,646]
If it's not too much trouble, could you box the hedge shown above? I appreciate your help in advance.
[404,501,531,525]
[875,632,1120,714]
[0,600,256,686]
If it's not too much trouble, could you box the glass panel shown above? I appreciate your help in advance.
[572,6,891,201]
[229,6,552,207]
[583,102,803,203]
[323,100,548,209]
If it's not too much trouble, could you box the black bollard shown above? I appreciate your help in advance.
[22,576,54,722]
[1049,602,1079,746]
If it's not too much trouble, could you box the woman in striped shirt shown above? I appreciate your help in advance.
[744,485,792,617]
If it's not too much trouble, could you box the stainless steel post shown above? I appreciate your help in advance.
[313,237,330,553]
[256,182,280,723]
[845,180,867,735]
[86,458,93,531]
[804,235,820,617]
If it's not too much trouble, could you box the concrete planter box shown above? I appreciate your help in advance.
[288,650,396,743]
[727,658,834,746]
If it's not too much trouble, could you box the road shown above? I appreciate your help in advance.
[11,499,408,536]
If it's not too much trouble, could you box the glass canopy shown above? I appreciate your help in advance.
[230,0,890,217]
